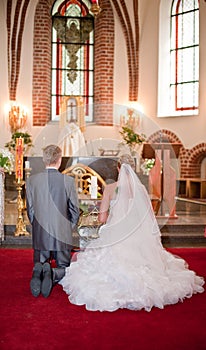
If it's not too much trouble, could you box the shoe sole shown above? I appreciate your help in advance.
[30,277,41,297]
[41,275,52,297]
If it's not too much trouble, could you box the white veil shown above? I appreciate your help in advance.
[91,163,160,248]
[62,164,204,312]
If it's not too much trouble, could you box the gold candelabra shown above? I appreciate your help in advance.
[127,108,140,130]
[14,179,30,237]
[9,103,27,133]
[120,108,140,131]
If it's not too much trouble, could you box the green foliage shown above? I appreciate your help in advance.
[5,131,33,152]
[0,154,9,168]
[119,126,146,148]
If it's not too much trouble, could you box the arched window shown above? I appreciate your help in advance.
[170,0,199,112]
[51,0,94,122]
[158,0,199,117]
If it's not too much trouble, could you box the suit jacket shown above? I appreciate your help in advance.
[26,169,79,251]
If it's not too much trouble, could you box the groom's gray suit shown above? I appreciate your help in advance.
[26,168,79,280]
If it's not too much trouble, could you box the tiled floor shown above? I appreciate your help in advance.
[3,190,206,247]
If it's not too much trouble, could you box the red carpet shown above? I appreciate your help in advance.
[0,248,205,350]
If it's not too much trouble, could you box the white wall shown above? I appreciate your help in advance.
[0,0,38,149]
[138,0,206,148]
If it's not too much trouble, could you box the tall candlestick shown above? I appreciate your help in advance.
[15,138,24,181]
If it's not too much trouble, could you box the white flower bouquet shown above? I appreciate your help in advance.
[0,148,14,174]
[141,158,155,175]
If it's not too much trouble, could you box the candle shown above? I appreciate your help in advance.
[90,176,98,199]
[15,138,24,181]
[91,176,97,187]
[90,140,94,156]
[25,160,30,169]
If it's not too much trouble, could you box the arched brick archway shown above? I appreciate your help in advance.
[146,128,183,176]
[181,143,206,178]
[146,129,206,178]
[147,129,182,145]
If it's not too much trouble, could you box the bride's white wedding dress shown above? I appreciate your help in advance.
[60,164,204,312]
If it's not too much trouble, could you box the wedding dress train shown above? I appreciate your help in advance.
[60,164,204,312]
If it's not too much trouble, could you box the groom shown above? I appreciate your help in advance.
[26,144,79,297]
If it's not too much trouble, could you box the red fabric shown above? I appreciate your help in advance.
[0,248,205,350]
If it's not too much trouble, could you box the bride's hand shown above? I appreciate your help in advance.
[98,210,108,224]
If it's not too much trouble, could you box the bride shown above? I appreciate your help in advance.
[60,156,204,312]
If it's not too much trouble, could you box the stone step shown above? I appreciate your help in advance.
[160,224,206,247]
[1,224,206,248]
[161,235,206,247]
[161,224,205,235]
[1,234,32,248]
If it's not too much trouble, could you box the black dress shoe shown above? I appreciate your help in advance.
[41,262,53,298]
[30,262,43,297]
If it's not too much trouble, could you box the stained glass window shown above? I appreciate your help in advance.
[51,0,94,121]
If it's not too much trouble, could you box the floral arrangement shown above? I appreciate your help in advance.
[141,158,155,175]
[0,148,14,174]
[5,131,33,153]
[119,125,146,152]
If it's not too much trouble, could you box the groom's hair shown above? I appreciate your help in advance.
[43,144,62,166]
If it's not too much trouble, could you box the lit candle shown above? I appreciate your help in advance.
[91,176,97,187]
[25,160,30,169]
[90,140,94,156]
[15,137,24,181]
[90,176,98,199]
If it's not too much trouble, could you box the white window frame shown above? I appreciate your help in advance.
[158,0,199,117]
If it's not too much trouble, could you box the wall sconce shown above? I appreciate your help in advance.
[8,102,28,133]
[90,0,102,17]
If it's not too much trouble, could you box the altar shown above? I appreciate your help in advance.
[23,156,119,183]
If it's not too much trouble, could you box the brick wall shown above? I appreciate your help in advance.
[33,0,53,126]
[92,0,114,124]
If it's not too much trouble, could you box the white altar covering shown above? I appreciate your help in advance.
[58,122,87,156]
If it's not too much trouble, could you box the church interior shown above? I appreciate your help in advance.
[0,0,206,248]
[0,2,206,349]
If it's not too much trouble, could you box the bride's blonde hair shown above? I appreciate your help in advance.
[118,154,135,170]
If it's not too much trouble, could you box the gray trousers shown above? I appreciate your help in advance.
[33,249,72,283]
